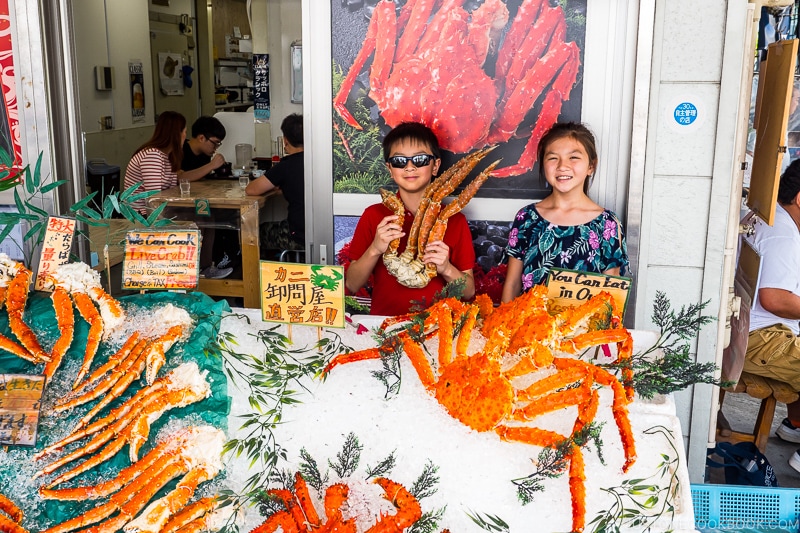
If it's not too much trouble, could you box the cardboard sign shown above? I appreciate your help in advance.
[545,268,631,317]
[122,229,200,290]
[0,374,44,446]
[35,216,76,291]
[260,262,345,328]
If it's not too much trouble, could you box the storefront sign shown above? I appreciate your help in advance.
[260,262,345,328]
[34,216,75,291]
[253,53,270,122]
[0,374,44,446]
[122,229,200,290]
[545,268,631,317]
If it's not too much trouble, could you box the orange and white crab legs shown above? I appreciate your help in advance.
[34,362,211,487]
[0,493,26,533]
[40,426,225,533]
[160,497,223,533]
[1,259,49,363]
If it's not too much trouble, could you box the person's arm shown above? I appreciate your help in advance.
[759,287,800,320]
[179,153,225,182]
[245,175,277,196]
[346,215,404,293]
[603,267,621,277]
[501,257,523,303]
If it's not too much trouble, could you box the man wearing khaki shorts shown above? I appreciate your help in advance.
[742,159,800,472]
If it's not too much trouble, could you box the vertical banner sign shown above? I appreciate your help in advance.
[260,262,345,328]
[253,53,270,123]
[0,374,45,446]
[129,60,145,124]
[122,229,200,290]
[0,0,22,166]
[545,268,631,317]
[35,216,75,291]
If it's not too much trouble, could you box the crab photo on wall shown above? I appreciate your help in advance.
[331,0,587,199]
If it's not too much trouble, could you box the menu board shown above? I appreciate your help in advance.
[260,262,345,328]
[0,374,44,446]
[253,53,270,122]
[122,229,200,290]
[545,268,631,317]
[34,216,75,291]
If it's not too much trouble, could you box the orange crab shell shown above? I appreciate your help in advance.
[433,352,513,433]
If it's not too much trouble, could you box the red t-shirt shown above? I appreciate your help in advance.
[349,203,475,316]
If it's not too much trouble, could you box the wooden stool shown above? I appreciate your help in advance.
[716,371,799,453]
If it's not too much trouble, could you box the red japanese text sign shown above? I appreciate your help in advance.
[260,262,345,328]
[35,216,76,291]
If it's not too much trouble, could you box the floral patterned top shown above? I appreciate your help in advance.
[506,203,629,291]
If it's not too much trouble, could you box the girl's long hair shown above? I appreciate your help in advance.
[133,111,186,171]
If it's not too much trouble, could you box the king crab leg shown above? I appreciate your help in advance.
[5,264,49,363]
[160,497,220,533]
[71,291,105,387]
[43,286,75,381]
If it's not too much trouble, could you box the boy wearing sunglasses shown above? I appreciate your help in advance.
[346,122,475,316]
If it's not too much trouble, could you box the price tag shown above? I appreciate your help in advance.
[35,216,76,291]
[260,262,345,328]
[122,229,200,290]
[0,374,45,446]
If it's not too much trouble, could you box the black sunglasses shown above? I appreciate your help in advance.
[386,154,436,168]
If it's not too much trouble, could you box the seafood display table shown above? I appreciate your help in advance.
[147,180,280,308]
[220,308,700,532]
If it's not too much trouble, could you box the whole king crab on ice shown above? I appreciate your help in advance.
[334,0,582,177]
[325,288,636,532]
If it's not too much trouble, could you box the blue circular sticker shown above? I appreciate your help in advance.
[674,102,698,125]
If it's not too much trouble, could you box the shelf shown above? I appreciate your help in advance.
[216,57,251,67]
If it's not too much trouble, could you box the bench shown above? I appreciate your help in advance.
[716,371,799,453]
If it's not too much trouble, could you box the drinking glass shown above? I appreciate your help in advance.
[179,179,190,197]
[239,175,249,195]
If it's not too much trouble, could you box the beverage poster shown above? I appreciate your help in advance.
[129,60,145,124]
[253,53,270,122]
[331,0,587,199]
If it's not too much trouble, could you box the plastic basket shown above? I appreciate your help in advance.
[691,483,800,531]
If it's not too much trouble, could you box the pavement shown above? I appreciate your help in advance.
[713,392,799,486]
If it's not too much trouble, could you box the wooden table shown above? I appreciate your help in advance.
[147,179,279,308]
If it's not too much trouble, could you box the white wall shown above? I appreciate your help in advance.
[631,0,747,481]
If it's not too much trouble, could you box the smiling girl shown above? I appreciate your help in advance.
[501,122,628,302]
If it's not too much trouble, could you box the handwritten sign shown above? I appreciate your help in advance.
[545,268,631,317]
[122,229,200,290]
[260,262,345,328]
[0,374,44,446]
[35,216,75,291]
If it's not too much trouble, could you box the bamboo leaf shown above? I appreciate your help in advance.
[24,201,49,218]
[69,192,100,213]
[13,188,25,215]
[24,221,43,241]
[32,152,43,189]
[40,180,68,193]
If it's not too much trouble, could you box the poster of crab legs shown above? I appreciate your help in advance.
[332,0,587,199]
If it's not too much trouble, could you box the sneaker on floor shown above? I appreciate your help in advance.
[201,264,233,279]
[790,448,800,474]
[777,418,800,443]
[217,252,232,269]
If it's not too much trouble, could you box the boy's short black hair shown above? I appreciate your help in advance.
[779,158,800,205]
[281,114,303,147]
[382,122,441,161]
[191,116,226,140]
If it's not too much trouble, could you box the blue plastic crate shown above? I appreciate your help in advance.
[691,483,800,531]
